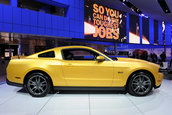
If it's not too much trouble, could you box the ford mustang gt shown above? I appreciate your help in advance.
[6,46,163,97]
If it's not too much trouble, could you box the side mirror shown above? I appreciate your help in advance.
[112,57,118,61]
[96,56,105,62]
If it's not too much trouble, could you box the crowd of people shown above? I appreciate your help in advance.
[132,51,167,67]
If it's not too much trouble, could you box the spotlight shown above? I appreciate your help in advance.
[140,13,148,18]
[120,0,143,15]
[157,0,171,13]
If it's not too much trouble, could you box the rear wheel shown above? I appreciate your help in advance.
[128,72,153,96]
[25,72,51,97]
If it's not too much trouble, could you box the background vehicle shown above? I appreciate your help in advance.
[133,49,148,60]
[7,46,163,97]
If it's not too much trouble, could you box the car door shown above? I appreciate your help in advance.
[61,48,114,86]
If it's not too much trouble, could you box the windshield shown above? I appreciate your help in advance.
[103,53,118,61]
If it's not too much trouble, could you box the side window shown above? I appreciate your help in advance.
[62,49,99,60]
[38,51,55,58]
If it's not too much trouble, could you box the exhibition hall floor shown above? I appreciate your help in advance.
[0,79,172,115]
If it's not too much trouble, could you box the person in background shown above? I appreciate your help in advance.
[170,59,172,67]
[160,52,166,62]
[153,53,158,63]
[151,53,158,63]
[158,59,163,67]
[150,53,153,61]
[140,51,148,60]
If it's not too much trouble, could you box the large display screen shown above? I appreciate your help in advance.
[142,18,149,44]
[84,0,126,42]
[129,14,140,44]
[154,20,158,45]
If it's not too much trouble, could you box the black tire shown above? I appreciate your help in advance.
[127,72,153,96]
[25,72,51,97]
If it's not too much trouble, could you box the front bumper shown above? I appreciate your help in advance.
[155,72,163,88]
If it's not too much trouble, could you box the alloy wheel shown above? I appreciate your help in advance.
[131,73,152,95]
[27,74,48,96]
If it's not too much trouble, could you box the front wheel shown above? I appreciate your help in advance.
[128,72,153,96]
[25,72,51,97]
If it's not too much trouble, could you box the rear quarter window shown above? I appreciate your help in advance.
[38,51,55,58]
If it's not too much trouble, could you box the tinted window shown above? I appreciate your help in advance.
[17,0,65,17]
[38,51,55,58]
[62,49,100,60]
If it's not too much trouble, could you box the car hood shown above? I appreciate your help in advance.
[116,57,160,67]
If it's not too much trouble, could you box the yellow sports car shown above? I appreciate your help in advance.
[6,46,163,97]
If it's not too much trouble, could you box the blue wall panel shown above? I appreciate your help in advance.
[56,16,61,30]
[59,30,64,37]
[76,33,79,38]
[13,24,22,33]
[75,0,80,8]
[52,15,57,29]
[3,5,12,23]
[30,26,37,34]
[165,22,171,45]
[69,0,75,7]
[69,32,75,38]
[79,9,84,21]
[75,8,79,20]
[45,28,52,36]
[149,19,154,45]
[53,0,69,5]
[0,0,85,39]
[0,5,3,22]
[0,23,4,31]
[22,25,30,34]
[64,31,69,37]
[38,28,45,35]
[74,21,78,32]
[45,14,52,29]
[158,21,163,45]
[64,18,69,31]
[38,13,45,28]
[79,21,84,33]
[52,29,58,36]
[30,11,38,26]
[69,7,75,19]
[57,16,64,30]
[10,0,17,7]
[3,23,12,32]
[69,20,75,32]
[13,7,21,24]
[79,0,84,9]
[22,9,30,26]
[126,13,129,43]
[140,17,142,44]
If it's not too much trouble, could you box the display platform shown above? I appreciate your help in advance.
[0,79,171,115]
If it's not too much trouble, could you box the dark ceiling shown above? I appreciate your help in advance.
[93,0,172,23]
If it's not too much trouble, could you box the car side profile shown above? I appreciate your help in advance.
[7,46,163,97]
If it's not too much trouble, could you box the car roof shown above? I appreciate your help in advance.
[26,46,94,58]
[54,46,93,50]
[26,45,113,61]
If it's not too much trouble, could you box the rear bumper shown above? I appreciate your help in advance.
[6,78,23,87]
